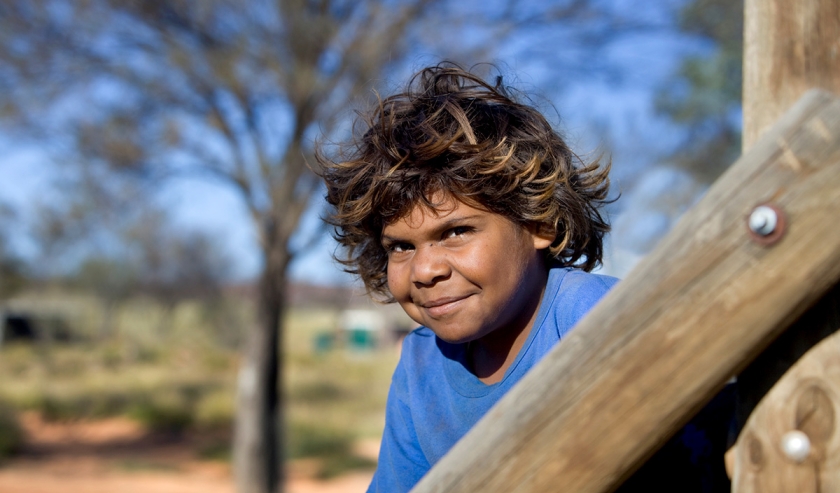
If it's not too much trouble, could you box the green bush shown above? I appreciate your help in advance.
[196,433,232,461]
[318,454,376,479]
[128,392,193,434]
[39,390,133,421]
[290,381,344,403]
[287,422,375,478]
[0,402,24,462]
[288,422,353,459]
[194,389,234,430]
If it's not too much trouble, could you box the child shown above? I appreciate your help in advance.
[318,63,732,492]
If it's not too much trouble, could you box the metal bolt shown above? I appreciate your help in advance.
[781,430,811,463]
[748,206,778,236]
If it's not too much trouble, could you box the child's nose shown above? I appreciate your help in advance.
[410,244,450,286]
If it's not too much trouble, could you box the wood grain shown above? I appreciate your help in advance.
[730,302,840,492]
[732,3,840,491]
[743,0,840,150]
[410,90,840,493]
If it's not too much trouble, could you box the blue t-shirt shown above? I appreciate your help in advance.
[368,267,618,493]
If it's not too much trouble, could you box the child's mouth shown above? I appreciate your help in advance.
[421,295,472,318]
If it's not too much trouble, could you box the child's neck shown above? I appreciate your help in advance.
[468,278,547,385]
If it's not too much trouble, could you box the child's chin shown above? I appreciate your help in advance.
[430,329,478,345]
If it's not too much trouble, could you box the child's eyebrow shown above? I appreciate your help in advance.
[380,234,401,246]
[381,214,484,245]
[436,214,483,229]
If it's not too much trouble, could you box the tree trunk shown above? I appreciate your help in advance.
[234,244,289,493]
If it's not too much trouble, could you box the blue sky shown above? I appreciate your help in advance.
[0,0,720,285]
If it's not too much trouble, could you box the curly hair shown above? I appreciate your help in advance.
[317,63,611,300]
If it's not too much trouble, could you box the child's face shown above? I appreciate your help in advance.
[382,193,553,344]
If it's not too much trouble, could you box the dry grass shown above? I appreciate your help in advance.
[0,288,400,477]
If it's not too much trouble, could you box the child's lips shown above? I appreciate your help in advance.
[420,294,472,318]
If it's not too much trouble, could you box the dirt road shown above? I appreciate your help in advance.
[0,414,373,493]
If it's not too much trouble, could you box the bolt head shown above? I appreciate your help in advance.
[749,206,778,236]
[781,430,810,462]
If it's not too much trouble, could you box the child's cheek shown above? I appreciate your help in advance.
[385,262,405,299]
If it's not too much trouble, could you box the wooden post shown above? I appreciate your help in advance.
[730,1,840,490]
[743,0,840,150]
[410,89,840,493]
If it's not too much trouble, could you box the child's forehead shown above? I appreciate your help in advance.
[393,191,470,218]
[383,192,498,232]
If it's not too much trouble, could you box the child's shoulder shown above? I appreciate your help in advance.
[553,267,618,298]
[392,325,449,388]
[547,268,618,334]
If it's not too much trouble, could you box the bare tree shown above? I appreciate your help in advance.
[125,209,229,333]
[74,256,136,339]
[655,0,743,184]
[0,2,453,492]
[0,203,26,299]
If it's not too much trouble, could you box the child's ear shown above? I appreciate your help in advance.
[529,224,555,250]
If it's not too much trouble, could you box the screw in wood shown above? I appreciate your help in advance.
[781,430,811,462]
[749,206,778,235]
[746,203,786,246]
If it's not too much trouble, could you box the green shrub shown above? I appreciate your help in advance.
[288,422,353,459]
[128,392,193,434]
[318,454,376,479]
[194,389,234,430]
[196,434,232,461]
[290,381,344,403]
[287,422,375,478]
[133,345,162,364]
[0,402,24,462]
[99,345,123,369]
[38,390,133,421]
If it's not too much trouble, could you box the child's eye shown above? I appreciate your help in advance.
[444,226,473,239]
[387,242,413,254]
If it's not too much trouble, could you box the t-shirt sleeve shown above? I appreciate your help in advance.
[366,356,430,493]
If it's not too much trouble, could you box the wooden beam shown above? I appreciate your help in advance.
[410,89,840,493]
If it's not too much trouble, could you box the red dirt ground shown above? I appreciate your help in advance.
[0,413,373,493]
